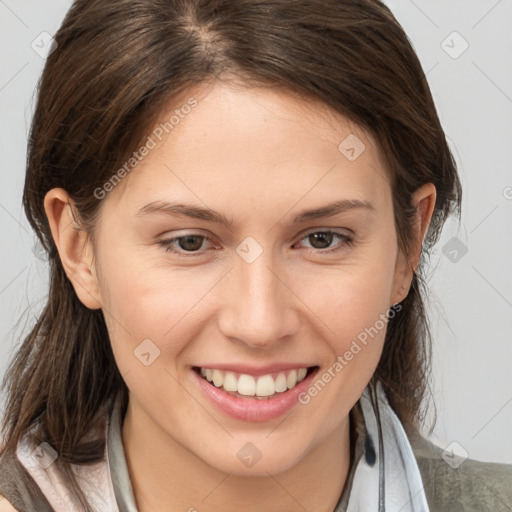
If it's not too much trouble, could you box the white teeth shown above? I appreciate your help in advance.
[198,366,311,397]
[212,369,223,387]
[275,373,287,392]
[237,374,256,396]
[255,375,275,396]
[286,369,297,389]
[223,372,238,392]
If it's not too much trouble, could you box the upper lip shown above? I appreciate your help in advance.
[193,363,317,377]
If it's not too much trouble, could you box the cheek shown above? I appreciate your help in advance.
[302,251,396,338]
[95,246,218,372]
[293,262,396,419]
[297,244,397,376]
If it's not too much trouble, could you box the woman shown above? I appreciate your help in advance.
[0,0,510,511]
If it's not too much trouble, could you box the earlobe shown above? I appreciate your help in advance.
[43,188,102,310]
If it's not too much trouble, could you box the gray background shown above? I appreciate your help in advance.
[1,1,511,464]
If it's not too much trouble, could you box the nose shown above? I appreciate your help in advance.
[217,243,300,350]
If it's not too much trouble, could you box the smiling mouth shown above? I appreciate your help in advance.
[192,366,319,399]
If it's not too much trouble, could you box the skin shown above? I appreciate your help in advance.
[44,80,436,512]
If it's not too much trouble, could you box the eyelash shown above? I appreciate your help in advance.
[157,230,354,257]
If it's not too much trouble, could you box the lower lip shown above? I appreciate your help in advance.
[192,367,319,422]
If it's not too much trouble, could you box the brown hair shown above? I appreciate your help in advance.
[1,0,461,507]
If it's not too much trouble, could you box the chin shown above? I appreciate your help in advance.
[197,435,313,477]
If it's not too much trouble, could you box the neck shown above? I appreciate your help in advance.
[122,399,351,512]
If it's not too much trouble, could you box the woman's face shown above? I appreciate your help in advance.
[73,81,418,475]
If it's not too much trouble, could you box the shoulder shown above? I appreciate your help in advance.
[0,446,17,510]
[0,446,53,512]
[409,432,512,512]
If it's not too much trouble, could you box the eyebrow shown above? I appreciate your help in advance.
[136,199,375,227]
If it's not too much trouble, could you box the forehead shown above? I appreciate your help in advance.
[102,80,391,221]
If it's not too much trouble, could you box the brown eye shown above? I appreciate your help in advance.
[307,232,335,249]
[296,230,353,253]
[174,235,205,252]
[158,234,213,256]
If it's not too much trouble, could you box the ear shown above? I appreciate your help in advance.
[43,188,102,310]
[390,182,436,305]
